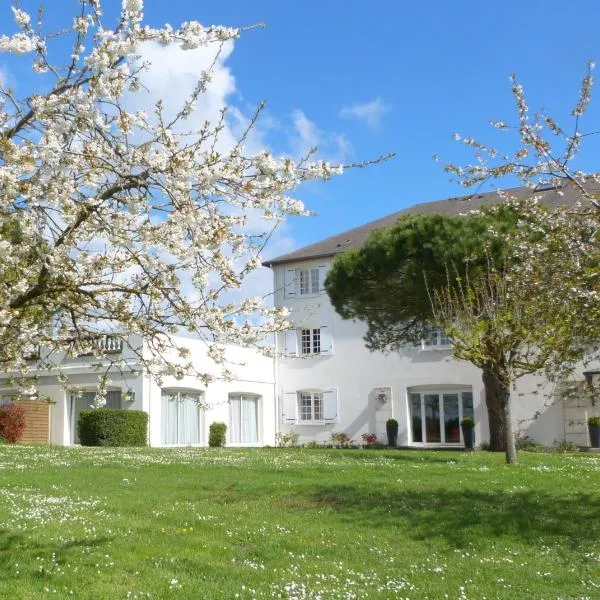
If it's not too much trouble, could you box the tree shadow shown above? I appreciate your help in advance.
[332,450,464,465]
[0,529,22,555]
[310,485,600,548]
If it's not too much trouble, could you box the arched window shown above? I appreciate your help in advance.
[161,390,204,446]
[229,394,260,444]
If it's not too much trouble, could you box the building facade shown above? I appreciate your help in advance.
[265,186,600,448]
[1,334,276,447]
[5,185,599,447]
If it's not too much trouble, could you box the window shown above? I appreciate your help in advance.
[300,328,321,355]
[299,391,323,422]
[229,394,259,444]
[299,268,320,295]
[285,326,332,356]
[409,389,473,445]
[422,325,451,349]
[282,388,338,424]
[161,390,204,445]
[284,265,327,298]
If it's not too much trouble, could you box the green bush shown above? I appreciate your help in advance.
[553,439,579,453]
[588,416,600,427]
[304,440,321,449]
[515,434,546,452]
[275,430,300,447]
[208,422,227,447]
[461,417,475,427]
[78,409,148,447]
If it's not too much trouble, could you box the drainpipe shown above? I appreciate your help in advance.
[273,330,279,446]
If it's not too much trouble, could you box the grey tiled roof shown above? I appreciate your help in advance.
[263,184,586,267]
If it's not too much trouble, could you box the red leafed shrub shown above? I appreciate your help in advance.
[0,404,27,443]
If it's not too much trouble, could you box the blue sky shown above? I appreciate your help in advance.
[5,1,600,259]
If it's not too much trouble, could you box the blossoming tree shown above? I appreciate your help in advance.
[439,63,600,460]
[0,1,375,394]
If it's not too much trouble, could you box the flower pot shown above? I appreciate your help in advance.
[461,424,475,450]
[589,424,600,448]
[386,420,398,448]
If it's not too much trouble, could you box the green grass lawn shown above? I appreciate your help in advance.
[0,447,599,599]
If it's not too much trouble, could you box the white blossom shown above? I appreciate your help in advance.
[0,1,386,390]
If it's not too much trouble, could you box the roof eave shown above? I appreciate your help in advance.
[262,251,339,269]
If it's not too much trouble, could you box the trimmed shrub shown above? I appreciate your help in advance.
[78,409,148,447]
[275,430,299,447]
[208,422,227,447]
[0,404,26,443]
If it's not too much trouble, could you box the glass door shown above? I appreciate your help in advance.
[424,394,441,442]
[409,390,473,445]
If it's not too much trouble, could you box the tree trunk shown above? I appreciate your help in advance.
[501,387,518,465]
[482,367,506,452]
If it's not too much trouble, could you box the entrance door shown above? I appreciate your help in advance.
[409,390,473,445]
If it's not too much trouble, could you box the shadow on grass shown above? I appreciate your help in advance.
[324,450,466,465]
[310,485,600,548]
[0,529,22,554]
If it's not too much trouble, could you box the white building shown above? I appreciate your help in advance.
[0,334,275,447]
[5,185,599,447]
[264,185,599,448]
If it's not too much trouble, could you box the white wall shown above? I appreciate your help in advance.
[2,334,275,447]
[272,258,578,447]
[145,337,275,447]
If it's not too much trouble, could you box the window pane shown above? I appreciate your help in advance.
[313,392,323,420]
[410,393,422,442]
[424,394,441,442]
[312,329,321,354]
[424,325,438,346]
[443,393,460,443]
[301,329,311,354]
[310,268,319,293]
[161,391,201,445]
[106,390,122,409]
[241,396,258,443]
[462,391,474,420]
[229,396,241,444]
[299,269,309,295]
[299,392,312,421]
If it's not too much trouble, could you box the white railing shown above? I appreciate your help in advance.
[73,334,124,356]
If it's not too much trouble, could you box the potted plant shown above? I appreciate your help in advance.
[588,416,600,448]
[386,418,398,447]
[461,417,475,450]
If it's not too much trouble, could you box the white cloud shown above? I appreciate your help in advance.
[290,109,352,163]
[125,41,296,305]
[339,97,391,128]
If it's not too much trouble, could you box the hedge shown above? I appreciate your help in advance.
[208,422,227,447]
[78,408,148,447]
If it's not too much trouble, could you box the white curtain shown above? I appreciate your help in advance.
[229,395,258,444]
[161,391,202,445]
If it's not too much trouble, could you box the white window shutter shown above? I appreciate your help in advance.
[284,329,298,356]
[320,326,333,355]
[284,269,296,297]
[323,387,338,423]
[282,392,297,424]
[318,264,328,292]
